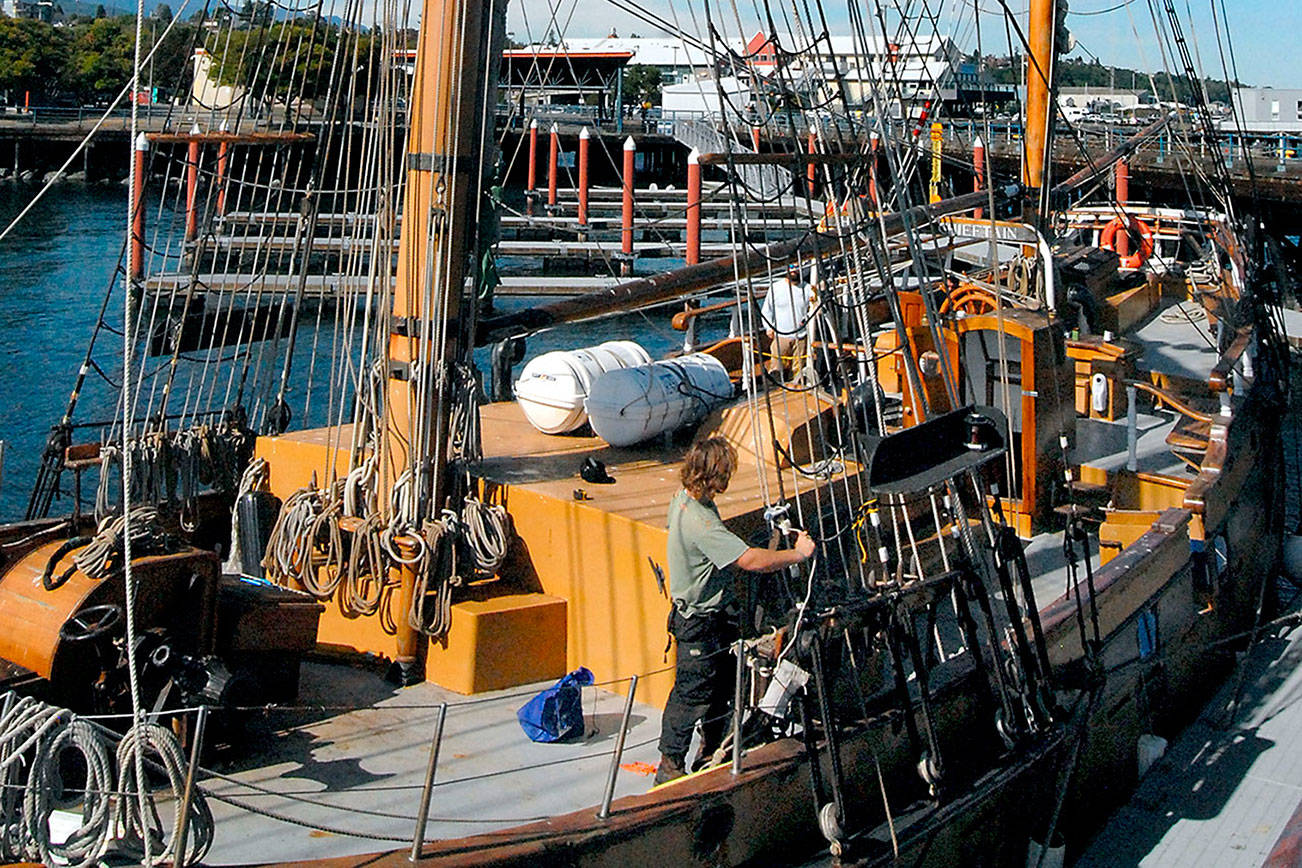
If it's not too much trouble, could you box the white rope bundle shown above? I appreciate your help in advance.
[114,722,213,865]
[72,506,166,580]
[0,695,211,867]
[458,496,511,578]
[22,718,115,868]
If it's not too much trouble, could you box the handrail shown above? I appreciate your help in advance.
[671,296,757,331]
[1125,379,1215,424]
[1209,326,1253,393]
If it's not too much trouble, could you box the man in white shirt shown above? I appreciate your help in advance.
[759,263,814,378]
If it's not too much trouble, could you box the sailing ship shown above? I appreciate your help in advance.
[0,0,1291,864]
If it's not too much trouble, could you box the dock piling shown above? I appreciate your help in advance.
[621,136,635,274]
[686,149,701,266]
[130,132,149,282]
[548,123,559,211]
[1116,159,1130,258]
[173,704,209,867]
[806,130,816,198]
[869,131,880,206]
[527,118,538,215]
[973,136,985,220]
[578,126,590,227]
[216,121,229,217]
[185,123,201,242]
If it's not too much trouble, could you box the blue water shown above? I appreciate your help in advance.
[0,185,721,521]
[0,184,128,520]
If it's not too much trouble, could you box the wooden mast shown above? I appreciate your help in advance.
[1024,0,1058,215]
[385,0,498,680]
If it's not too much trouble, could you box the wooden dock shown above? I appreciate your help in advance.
[144,273,627,298]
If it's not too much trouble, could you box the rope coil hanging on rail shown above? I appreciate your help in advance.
[0,693,213,867]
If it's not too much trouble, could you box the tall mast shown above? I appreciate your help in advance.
[385,0,499,677]
[1024,0,1058,216]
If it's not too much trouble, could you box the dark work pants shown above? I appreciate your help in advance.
[658,609,737,766]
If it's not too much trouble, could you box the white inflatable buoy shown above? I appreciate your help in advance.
[514,341,650,434]
[585,352,733,447]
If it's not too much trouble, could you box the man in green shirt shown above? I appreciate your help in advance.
[656,437,815,785]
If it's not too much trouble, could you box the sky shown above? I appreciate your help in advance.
[504,0,1299,89]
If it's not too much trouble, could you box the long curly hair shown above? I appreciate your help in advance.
[681,437,737,500]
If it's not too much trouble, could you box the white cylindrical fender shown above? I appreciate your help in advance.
[514,341,651,434]
[585,353,733,447]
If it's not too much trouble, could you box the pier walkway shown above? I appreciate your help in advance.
[1079,352,1302,867]
[1077,593,1302,867]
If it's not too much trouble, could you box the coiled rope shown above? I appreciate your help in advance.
[114,721,214,865]
[0,694,212,867]
[41,506,171,591]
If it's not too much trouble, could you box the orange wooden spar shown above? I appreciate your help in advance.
[751,125,761,152]
[578,126,590,226]
[973,135,986,220]
[1024,0,1055,194]
[547,123,559,209]
[621,136,635,259]
[686,149,701,266]
[384,0,494,678]
[185,125,201,241]
[130,133,148,282]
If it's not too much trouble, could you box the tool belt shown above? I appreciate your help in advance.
[666,606,736,657]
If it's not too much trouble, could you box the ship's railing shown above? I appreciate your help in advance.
[45,653,711,859]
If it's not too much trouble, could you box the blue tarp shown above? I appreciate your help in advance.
[517,667,594,743]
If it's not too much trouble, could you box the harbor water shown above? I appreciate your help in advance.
[0,183,718,521]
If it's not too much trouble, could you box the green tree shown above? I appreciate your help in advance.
[207,19,375,104]
[154,3,172,21]
[622,64,662,106]
[63,16,135,102]
[0,18,70,103]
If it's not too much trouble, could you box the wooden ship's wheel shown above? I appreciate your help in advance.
[940,283,999,316]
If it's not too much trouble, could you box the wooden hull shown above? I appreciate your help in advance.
[273,389,1279,867]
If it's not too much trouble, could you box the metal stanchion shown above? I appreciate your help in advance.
[1126,384,1138,472]
[598,675,638,820]
[173,705,209,867]
[409,703,448,862]
[731,637,744,774]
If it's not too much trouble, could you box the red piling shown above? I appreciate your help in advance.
[686,148,701,266]
[185,124,201,241]
[216,122,229,217]
[973,135,986,220]
[547,123,560,210]
[130,133,148,282]
[622,136,635,274]
[527,118,538,215]
[869,131,880,207]
[578,126,590,227]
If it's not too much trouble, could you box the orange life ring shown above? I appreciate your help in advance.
[1099,216,1154,270]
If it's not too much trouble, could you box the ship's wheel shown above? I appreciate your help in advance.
[940,284,999,316]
